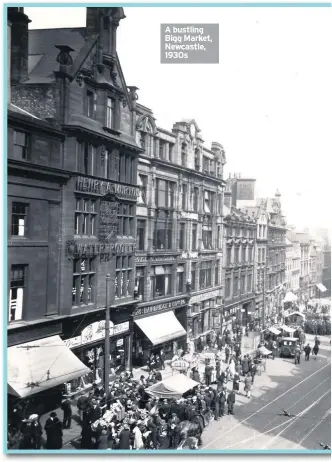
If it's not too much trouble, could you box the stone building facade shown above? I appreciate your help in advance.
[134,109,226,361]
[8,7,142,399]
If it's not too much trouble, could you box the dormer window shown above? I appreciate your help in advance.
[106,97,115,129]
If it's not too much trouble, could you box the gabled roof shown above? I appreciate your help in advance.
[28,28,86,83]
[8,103,41,120]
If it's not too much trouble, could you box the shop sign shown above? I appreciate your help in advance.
[136,256,147,263]
[63,321,130,349]
[180,251,198,260]
[133,297,187,317]
[76,176,140,201]
[180,212,198,221]
[190,289,221,305]
[151,255,176,262]
[66,241,136,259]
[171,359,189,372]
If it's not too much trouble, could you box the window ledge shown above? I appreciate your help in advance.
[103,126,121,137]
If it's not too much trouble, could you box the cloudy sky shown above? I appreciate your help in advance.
[25,6,332,230]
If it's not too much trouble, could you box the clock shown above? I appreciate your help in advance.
[189,123,195,138]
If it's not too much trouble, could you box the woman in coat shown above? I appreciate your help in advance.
[118,424,131,449]
[243,373,252,398]
[242,355,250,375]
[215,359,221,381]
[232,372,240,394]
[97,428,110,449]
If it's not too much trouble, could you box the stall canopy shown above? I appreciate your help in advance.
[146,373,199,399]
[258,346,272,356]
[268,327,281,335]
[134,311,186,346]
[316,283,327,293]
[284,311,305,320]
[280,325,296,333]
[7,335,90,398]
[283,292,298,303]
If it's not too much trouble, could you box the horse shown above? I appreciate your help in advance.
[175,420,203,450]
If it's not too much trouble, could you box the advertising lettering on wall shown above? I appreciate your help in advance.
[133,297,187,318]
[66,241,136,259]
[76,176,140,201]
[64,321,130,349]
[190,289,222,304]
[99,200,119,242]
[236,180,255,201]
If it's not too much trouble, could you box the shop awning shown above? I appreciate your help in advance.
[316,283,327,293]
[7,335,90,398]
[284,311,305,319]
[269,327,281,335]
[146,373,199,399]
[280,325,296,334]
[135,311,186,346]
[258,346,272,356]
[283,292,298,303]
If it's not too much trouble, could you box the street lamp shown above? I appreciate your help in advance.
[104,273,111,402]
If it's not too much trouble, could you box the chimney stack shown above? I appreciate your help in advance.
[8,7,31,85]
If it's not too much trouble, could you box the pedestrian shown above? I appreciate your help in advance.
[250,362,257,384]
[216,358,221,381]
[218,390,226,417]
[225,345,230,363]
[191,367,201,383]
[304,343,311,361]
[294,348,301,365]
[61,395,72,429]
[205,359,214,387]
[227,390,236,415]
[242,355,249,375]
[244,373,252,398]
[97,428,109,449]
[312,343,319,359]
[233,372,241,394]
[30,415,43,449]
[132,421,144,450]
[118,423,131,449]
[168,413,180,448]
[160,349,165,370]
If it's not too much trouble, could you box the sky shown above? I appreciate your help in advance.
[24,6,332,230]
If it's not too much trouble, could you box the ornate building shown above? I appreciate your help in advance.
[258,191,287,319]
[8,7,142,400]
[133,110,226,362]
[222,181,256,330]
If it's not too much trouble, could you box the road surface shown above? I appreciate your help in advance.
[201,337,331,450]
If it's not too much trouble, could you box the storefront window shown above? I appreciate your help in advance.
[200,261,212,289]
[150,265,172,298]
[177,265,184,293]
[115,256,133,299]
[72,258,96,306]
[135,267,145,300]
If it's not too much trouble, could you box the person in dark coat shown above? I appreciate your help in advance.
[225,346,230,363]
[81,423,93,449]
[61,396,72,429]
[215,359,221,381]
[218,390,227,417]
[244,373,252,398]
[30,416,43,449]
[227,390,236,415]
[169,399,181,418]
[295,347,301,365]
[147,419,158,449]
[168,413,180,448]
[44,412,58,449]
[154,370,162,381]
[118,423,131,449]
[97,428,109,449]
[191,367,201,383]
[88,399,102,423]
[313,343,319,359]
[205,360,214,386]
[250,362,257,384]
[242,355,250,375]
[160,349,166,370]
[159,399,170,421]
[45,416,63,450]
[233,372,241,393]
[304,343,311,361]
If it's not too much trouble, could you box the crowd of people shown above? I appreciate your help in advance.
[8,326,270,451]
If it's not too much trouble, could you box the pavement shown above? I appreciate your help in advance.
[30,334,332,451]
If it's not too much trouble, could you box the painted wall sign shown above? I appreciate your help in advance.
[66,241,136,258]
[135,256,147,263]
[133,297,187,318]
[151,255,176,262]
[180,251,199,260]
[236,180,255,201]
[190,289,221,304]
[64,321,130,349]
[76,176,140,200]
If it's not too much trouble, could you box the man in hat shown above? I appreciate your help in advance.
[304,343,312,361]
[88,398,102,424]
[227,390,236,415]
[218,389,227,417]
[225,345,230,364]
[205,359,214,387]
[159,399,170,422]
[168,413,180,448]
[29,414,43,449]
[118,423,131,449]
[44,412,63,449]
[61,395,72,429]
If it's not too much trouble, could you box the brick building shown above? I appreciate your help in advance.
[7,7,142,403]
[222,179,256,330]
[133,109,226,362]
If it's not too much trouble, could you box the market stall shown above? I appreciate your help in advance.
[145,373,200,400]
[280,325,296,338]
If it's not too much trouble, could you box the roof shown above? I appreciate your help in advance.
[27,28,86,83]
[8,103,41,120]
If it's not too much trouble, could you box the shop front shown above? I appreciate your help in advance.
[187,289,223,352]
[132,296,188,367]
[63,319,131,394]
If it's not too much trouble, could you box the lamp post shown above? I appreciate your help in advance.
[104,273,111,401]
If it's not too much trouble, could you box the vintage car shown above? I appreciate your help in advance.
[279,337,300,358]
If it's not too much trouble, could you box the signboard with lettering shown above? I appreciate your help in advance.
[236,180,255,201]
[133,297,187,318]
[64,321,130,349]
[66,241,136,259]
[180,212,198,221]
[99,200,118,242]
[76,176,140,201]
[171,359,189,372]
[190,289,222,305]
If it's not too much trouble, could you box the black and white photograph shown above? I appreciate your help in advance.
[5,4,331,455]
